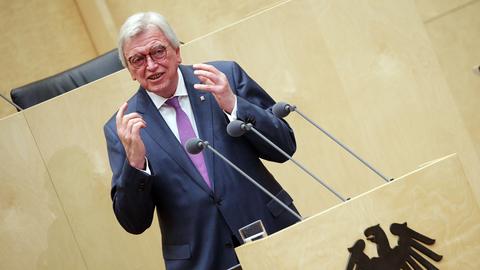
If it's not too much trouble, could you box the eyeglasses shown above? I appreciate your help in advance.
[127,44,168,69]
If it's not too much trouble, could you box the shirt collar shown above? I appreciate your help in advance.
[146,67,187,109]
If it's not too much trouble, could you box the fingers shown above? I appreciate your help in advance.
[194,75,214,92]
[196,75,213,85]
[125,117,147,137]
[193,70,219,85]
[194,81,217,92]
[122,112,145,130]
[193,63,224,84]
[193,63,220,74]
[118,113,146,139]
[116,102,128,128]
[115,102,147,169]
[131,121,146,138]
[116,103,145,133]
[193,63,236,113]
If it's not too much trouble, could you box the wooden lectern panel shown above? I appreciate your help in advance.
[0,113,86,270]
[22,70,165,270]
[235,154,480,269]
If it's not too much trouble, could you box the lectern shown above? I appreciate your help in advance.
[235,154,480,269]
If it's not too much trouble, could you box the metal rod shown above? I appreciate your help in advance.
[205,142,303,221]
[294,108,390,183]
[249,127,347,202]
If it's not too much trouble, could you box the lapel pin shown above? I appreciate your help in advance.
[200,95,205,101]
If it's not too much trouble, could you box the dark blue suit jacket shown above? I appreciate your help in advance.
[104,61,299,270]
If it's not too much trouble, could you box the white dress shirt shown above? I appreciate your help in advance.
[141,68,237,174]
[146,68,200,141]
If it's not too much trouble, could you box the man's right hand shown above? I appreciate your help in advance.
[116,102,147,170]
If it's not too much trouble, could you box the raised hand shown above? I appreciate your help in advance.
[116,102,147,169]
[193,63,236,113]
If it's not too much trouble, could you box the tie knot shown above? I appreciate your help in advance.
[165,96,180,109]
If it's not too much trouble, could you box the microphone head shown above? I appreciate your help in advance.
[272,102,292,118]
[227,120,247,137]
[185,138,205,154]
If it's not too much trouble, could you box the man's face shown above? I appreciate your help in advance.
[123,27,182,97]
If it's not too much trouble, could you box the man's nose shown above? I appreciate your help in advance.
[146,55,158,70]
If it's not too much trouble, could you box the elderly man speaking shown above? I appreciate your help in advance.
[104,11,300,270]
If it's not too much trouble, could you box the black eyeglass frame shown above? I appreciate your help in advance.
[127,44,168,69]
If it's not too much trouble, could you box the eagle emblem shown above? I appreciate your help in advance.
[346,222,443,270]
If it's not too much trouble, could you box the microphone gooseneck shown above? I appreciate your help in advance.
[227,120,347,202]
[184,138,303,222]
[273,102,391,183]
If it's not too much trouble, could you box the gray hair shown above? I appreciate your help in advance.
[117,12,180,67]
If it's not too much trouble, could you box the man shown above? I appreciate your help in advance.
[104,11,300,270]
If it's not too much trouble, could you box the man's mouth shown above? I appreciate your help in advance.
[148,73,164,80]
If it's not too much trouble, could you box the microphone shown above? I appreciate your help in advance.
[272,102,390,182]
[185,138,303,222]
[272,102,295,118]
[227,120,347,202]
[185,138,205,154]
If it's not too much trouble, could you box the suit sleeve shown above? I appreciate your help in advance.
[228,61,297,162]
[104,121,155,234]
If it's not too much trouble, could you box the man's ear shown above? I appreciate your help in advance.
[175,46,182,64]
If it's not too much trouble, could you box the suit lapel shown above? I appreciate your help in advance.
[135,87,212,194]
[180,65,217,191]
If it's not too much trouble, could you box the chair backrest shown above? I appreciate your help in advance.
[10,49,124,110]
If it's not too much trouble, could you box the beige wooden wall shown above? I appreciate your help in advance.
[0,113,87,270]
[179,0,480,215]
[0,0,97,119]
[415,0,480,176]
[76,0,287,52]
[0,0,286,119]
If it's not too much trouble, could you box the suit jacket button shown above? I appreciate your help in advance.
[211,195,222,206]
[225,243,233,248]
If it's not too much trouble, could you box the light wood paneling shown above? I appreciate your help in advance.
[180,0,480,215]
[414,0,473,22]
[0,0,97,119]
[75,0,118,54]
[424,1,480,185]
[23,70,165,270]
[0,113,86,270]
[104,0,286,43]
[236,154,480,269]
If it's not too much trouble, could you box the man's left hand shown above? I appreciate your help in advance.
[193,63,236,113]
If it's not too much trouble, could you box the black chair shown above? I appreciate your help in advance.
[10,49,124,110]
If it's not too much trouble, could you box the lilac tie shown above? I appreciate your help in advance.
[165,96,211,188]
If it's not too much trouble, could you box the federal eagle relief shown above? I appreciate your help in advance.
[347,222,443,270]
